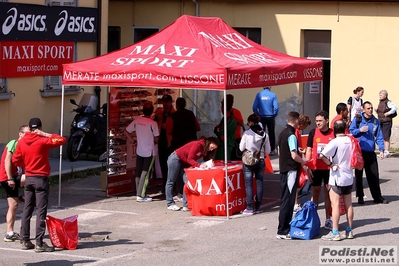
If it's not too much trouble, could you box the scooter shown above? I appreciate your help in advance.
[67,93,107,161]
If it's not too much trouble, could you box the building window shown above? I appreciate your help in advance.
[45,76,62,90]
[133,28,159,43]
[233,28,262,44]
[108,26,121,53]
[46,0,76,6]
[0,78,13,100]
[0,78,6,93]
[41,42,79,96]
[304,30,331,58]
[41,0,79,97]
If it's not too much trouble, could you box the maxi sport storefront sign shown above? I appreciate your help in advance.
[0,41,74,78]
[0,2,97,42]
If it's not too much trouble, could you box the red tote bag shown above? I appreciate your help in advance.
[46,215,79,250]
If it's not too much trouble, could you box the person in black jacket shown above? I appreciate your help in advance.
[166,97,200,200]
[276,111,312,240]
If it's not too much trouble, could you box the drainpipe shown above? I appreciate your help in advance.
[94,0,102,110]
[192,0,199,115]
[192,0,199,16]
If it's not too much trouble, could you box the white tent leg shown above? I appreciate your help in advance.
[58,84,65,208]
[223,91,229,220]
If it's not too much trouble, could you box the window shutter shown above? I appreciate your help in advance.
[0,79,5,92]
[48,0,76,6]
[48,76,61,89]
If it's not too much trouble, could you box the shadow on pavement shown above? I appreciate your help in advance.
[23,260,96,266]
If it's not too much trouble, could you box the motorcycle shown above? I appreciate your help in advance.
[67,93,107,161]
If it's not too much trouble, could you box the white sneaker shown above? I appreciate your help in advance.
[167,205,181,211]
[384,151,391,158]
[321,231,341,241]
[182,207,190,212]
[276,234,291,240]
[137,196,152,202]
[324,219,333,230]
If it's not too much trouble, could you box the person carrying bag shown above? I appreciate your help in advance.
[239,114,271,215]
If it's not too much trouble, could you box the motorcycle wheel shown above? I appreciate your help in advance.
[67,136,83,161]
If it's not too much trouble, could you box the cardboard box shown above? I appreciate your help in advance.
[101,171,107,192]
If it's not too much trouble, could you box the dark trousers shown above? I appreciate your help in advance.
[355,151,382,200]
[135,155,153,197]
[21,176,49,246]
[260,116,276,150]
[277,171,297,235]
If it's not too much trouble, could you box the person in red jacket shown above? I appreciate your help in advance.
[12,118,66,253]
[165,136,219,211]
[0,125,29,242]
[305,110,335,230]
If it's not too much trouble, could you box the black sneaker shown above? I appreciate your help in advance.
[373,197,388,204]
[21,240,35,250]
[35,242,55,253]
[4,232,21,242]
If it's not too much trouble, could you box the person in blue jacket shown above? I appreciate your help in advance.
[252,87,279,154]
[349,101,388,204]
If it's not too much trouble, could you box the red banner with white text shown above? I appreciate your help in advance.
[0,41,74,78]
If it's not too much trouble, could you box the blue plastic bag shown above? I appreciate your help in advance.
[289,200,320,240]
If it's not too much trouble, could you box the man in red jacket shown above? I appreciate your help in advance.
[12,118,66,253]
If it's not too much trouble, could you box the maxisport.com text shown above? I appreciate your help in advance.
[259,70,298,83]
[215,196,246,212]
[64,71,226,84]
[17,64,58,73]
[64,67,322,85]
[258,67,322,84]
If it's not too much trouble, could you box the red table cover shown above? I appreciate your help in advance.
[184,161,245,216]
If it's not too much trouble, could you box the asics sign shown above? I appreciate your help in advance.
[54,10,95,36]
[2,8,46,34]
[0,2,97,42]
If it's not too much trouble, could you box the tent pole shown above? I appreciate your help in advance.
[58,84,65,208]
[223,91,229,220]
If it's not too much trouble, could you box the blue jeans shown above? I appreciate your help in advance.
[165,152,188,207]
[242,159,265,210]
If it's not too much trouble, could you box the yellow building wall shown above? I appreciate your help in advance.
[109,1,399,125]
[0,0,106,144]
[3,1,399,146]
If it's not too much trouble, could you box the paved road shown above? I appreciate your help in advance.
[0,155,398,266]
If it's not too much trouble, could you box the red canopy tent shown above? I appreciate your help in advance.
[60,15,323,215]
[62,15,323,88]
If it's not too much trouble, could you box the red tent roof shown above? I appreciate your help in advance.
[63,15,323,89]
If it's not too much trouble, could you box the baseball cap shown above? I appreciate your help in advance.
[29,117,42,129]
[161,94,173,102]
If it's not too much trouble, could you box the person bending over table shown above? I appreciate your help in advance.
[165,136,219,211]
